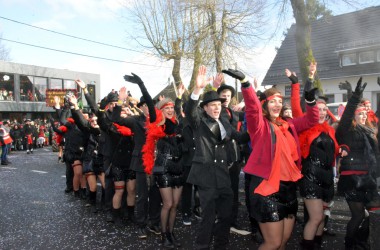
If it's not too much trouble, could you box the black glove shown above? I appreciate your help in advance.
[304,88,318,104]
[124,73,143,85]
[288,74,298,84]
[99,97,108,110]
[339,80,352,91]
[377,76,380,87]
[353,77,367,96]
[222,69,245,81]
[256,90,267,102]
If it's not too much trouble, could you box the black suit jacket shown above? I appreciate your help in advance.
[185,98,248,188]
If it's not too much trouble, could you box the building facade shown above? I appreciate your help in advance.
[262,6,380,108]
[0,60,100,122]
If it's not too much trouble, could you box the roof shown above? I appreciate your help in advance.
[262,6,380,86]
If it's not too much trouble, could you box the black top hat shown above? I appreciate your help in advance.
[137,96,146,108]
[217,84,235,98]
[106,91,119,103]
[200,91,226,108]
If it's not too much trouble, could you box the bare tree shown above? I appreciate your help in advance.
[126,0,191,86]
[203,0,267,73]
[0,34,11,61]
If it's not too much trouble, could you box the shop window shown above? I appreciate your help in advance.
[64,79,76,90]
[20,75,35,101]
[359,51,375,64]
[34,77,47,102]
[0,73,15,101]
[50,78,63,89]
[342,54,356,66]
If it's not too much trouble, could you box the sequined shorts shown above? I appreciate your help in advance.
[299,178,334,202]
[249,175,298,223]
[155,173,184,188]
[112,165,136,182]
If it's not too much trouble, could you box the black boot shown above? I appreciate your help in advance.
[80,188,87,200]
[169,231,181,247]
[127,206,135,223]
[98,187,105,212]
[112,208,123,227]
[314,235,322,248]
[344,237,355,250]
[300,239,315,250]
[161,232,174,249]
[74,190,80,198]
[89,191,97,213]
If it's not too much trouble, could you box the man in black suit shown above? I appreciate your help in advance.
[185,66,248,250]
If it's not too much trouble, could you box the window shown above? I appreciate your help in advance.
[359,51,375,64]
[34,77,47,102]
[50,78,63,89]
[64,79,77,90]
[342,54,356,66]
[0,73,15,101]
[20,75,34,101]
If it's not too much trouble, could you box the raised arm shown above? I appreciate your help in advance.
[124,73,156,123]
[336,77,366,139]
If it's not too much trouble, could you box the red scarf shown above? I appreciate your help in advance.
[367,110,378,125]
[141,108,166,175]
[298,122,339,160]
[254,120,301,196]
[113,123,133,136]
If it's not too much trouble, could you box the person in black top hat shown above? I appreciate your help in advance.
[185,65,249,250]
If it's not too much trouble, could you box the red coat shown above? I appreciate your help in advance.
[241,85,319,179]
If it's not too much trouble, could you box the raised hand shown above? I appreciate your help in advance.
[124,73,143,85]
[158,95,165,101]
[253,78,258,91]
[195,65,209,89]
[53,96,61,107]
[118,86,128,101]
[75,79,86,89]
[213,73,224,89]
[232,101,245,112]
[285,69,298,84]
[304,88,318,104]
[309,62,317,78]
[339,81,352,91]
[177,83,185,97]
[222,68,245,81]
[69,95,78,106]
[354,77,367,96]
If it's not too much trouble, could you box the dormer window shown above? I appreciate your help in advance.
[342,53,356,66]
[359,51,375,64]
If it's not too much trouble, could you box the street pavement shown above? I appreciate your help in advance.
[0,147,352,249]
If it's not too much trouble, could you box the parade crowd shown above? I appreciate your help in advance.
[2,62,380,250]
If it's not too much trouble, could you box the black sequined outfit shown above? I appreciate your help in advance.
[249,175,298,223]
[153,122,183,188]
[299,132,335,202]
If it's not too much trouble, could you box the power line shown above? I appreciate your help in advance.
[0,15,145,54]
[0,37,174,69]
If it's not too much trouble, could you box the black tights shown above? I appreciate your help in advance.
[346,201,365,242]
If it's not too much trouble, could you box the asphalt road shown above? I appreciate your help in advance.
[0,147,352,249]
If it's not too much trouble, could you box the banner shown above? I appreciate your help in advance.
[45,89,77,107]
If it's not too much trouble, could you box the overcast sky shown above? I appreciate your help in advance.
[0,0,378,99]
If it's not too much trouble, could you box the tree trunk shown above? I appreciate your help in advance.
[188,42,202,92]
[171,39,182,86]
[290,0,322,108]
